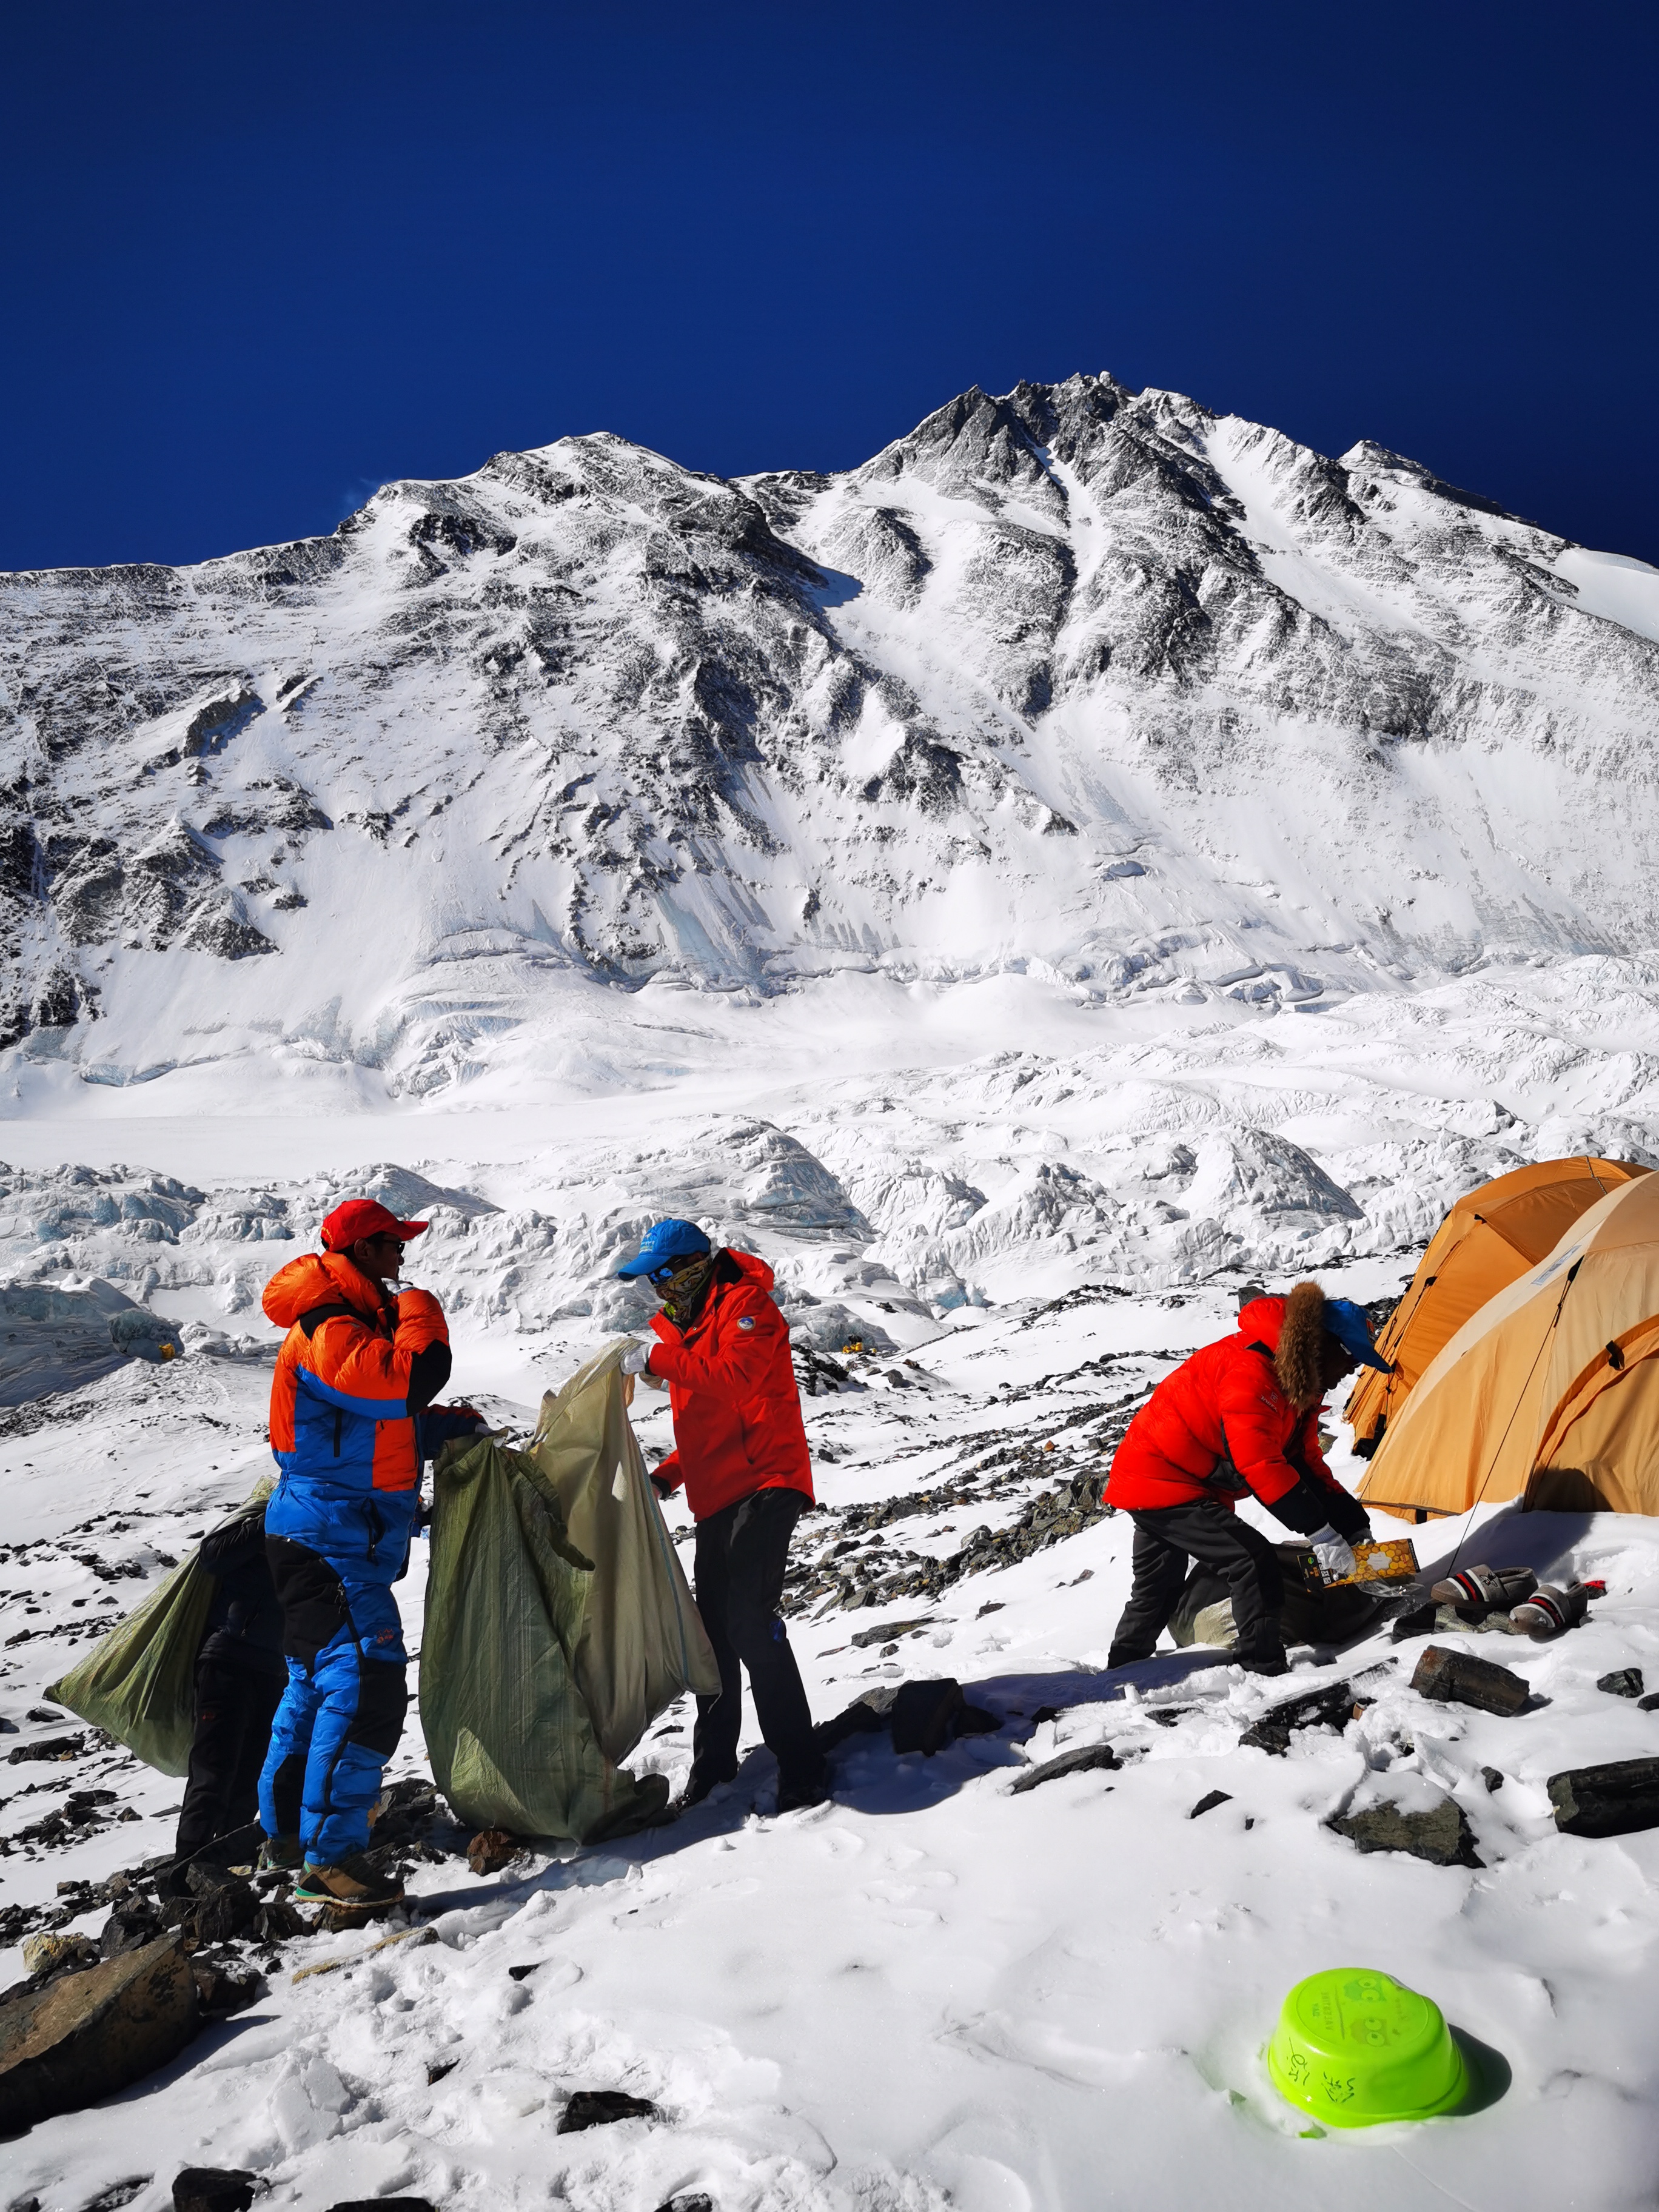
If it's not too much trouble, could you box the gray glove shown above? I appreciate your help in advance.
[1310,1526,1358,1584]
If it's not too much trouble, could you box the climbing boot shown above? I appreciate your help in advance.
[293,1853,404,1911]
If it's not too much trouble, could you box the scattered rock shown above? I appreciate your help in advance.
[1391,1598,1527,1643]
[1548,1758,1659,1837]
[1239,1680,1356,1756]
[0,1934,198,2131]
[99,1899,164,1959]
[558,2088,658,2133]
[466,1827,526,1877]
[1188,1790,1232,1819]
[172,1875,259,1948]
[324,2202,434,2212]
[850,1617,935,1649]
[507,1962,541,1982]
[1329,1794,1483,1868]
[654,2198,714,2212]
[79,2181,149,2210]
[21,1931,99,1977]
[1009,1741,1119,1794]
[7,1735,85,1764]
[814,1684,900,1752]
[1410,1644,1530,1717]
[426,2058,458,2084]
[1598,1669,1645,1699]
[890,1679,965,1755]
[190,1959,263,2017]
[249,1898,309,1945]
[1481,1766,1505,1792]
[172,2168,260,2212]
[25,1708,64,1724]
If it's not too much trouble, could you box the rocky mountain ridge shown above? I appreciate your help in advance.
[3,372,1658,1095]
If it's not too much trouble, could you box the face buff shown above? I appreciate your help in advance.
[659,1252,719,1328]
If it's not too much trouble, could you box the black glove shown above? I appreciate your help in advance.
[1273,1473,1369,1545]
[650,1474,676,1501]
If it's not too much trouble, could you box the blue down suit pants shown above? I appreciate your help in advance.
[257,1535,408,1865]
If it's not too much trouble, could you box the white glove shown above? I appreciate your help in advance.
[619,1341,655,1377]
[1310,1525,1358,1584]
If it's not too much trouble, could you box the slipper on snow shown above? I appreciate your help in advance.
[1429,1564,1538,1610]
[1509,1581,1590,1639]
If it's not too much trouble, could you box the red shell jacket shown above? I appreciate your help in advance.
[1104,1295,1349,1518]
[646,1249,814,1523]
[262,1252,451,1579]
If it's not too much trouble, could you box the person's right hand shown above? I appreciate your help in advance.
[1310,1526,1358,1583]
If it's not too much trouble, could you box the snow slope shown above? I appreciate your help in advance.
[6,1278,1659,2211]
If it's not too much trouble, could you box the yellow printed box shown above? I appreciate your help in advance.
[1325,1536,1418,1589]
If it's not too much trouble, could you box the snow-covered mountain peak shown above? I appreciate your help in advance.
[4,371,1658,1108]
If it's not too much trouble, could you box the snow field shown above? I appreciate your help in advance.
[4,1264,1659,2208]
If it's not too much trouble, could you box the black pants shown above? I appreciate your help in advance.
[691,1488,823,1798]
[1108,1501,1286,1666]
[175,1655,286,1860]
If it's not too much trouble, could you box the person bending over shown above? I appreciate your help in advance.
[1104,1282,1390,1676]
[257,1199,481,1910]
[618,1218,826,1814]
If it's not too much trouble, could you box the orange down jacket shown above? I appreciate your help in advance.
[263,1252,451,1579]
[1104,1294,1352,1518]
[646,1249,814,1523]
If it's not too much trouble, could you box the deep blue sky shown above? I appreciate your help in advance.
[3,2,1655,572]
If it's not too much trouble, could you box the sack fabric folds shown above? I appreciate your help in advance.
[49,1478,273,1777]
[529,1339,720,1763]
[420,1342,716,1842]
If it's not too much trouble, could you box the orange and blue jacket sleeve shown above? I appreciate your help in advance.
[648,1289,782,1399]
[304,1290,451,1418]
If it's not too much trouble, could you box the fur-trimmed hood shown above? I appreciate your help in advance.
[1238,1281,1329,1409]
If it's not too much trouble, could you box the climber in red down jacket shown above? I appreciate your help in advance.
[617,1219,823,1813]
[1104,1282,1390,1675]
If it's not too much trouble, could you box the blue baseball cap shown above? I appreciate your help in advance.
[615,1218,713,1279]
[1325,1297,1393,1373]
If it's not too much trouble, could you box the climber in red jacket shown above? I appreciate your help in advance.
[618,1218,824,1813]
[1104,1282,1389,1675]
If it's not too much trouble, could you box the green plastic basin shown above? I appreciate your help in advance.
[1269,1968,1469,2127]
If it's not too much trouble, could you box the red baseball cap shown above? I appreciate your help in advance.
[320,1199,429,1252]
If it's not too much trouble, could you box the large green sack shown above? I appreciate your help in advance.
[420,1432,669,1843]
[528,1339,720,1764]
[48,1476,273,1776]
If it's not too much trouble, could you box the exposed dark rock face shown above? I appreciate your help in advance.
[5,371,1657,1082]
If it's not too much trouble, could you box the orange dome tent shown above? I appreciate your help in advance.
[1346,1157,1648,1460]
[1357,1167,1659,1521]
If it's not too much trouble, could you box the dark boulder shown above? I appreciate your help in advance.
[1410,1644,1529,1717]
[1597,1669,1644,1700]
[1329,1793,1482,1868]
[557,2089,658,2133]
[0,1935,197,2132]
[173,2169,260,2212]
[1548,1758,1659,1838]
[1008,1741,1119,1794]
[1239,1680,1358,1756]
